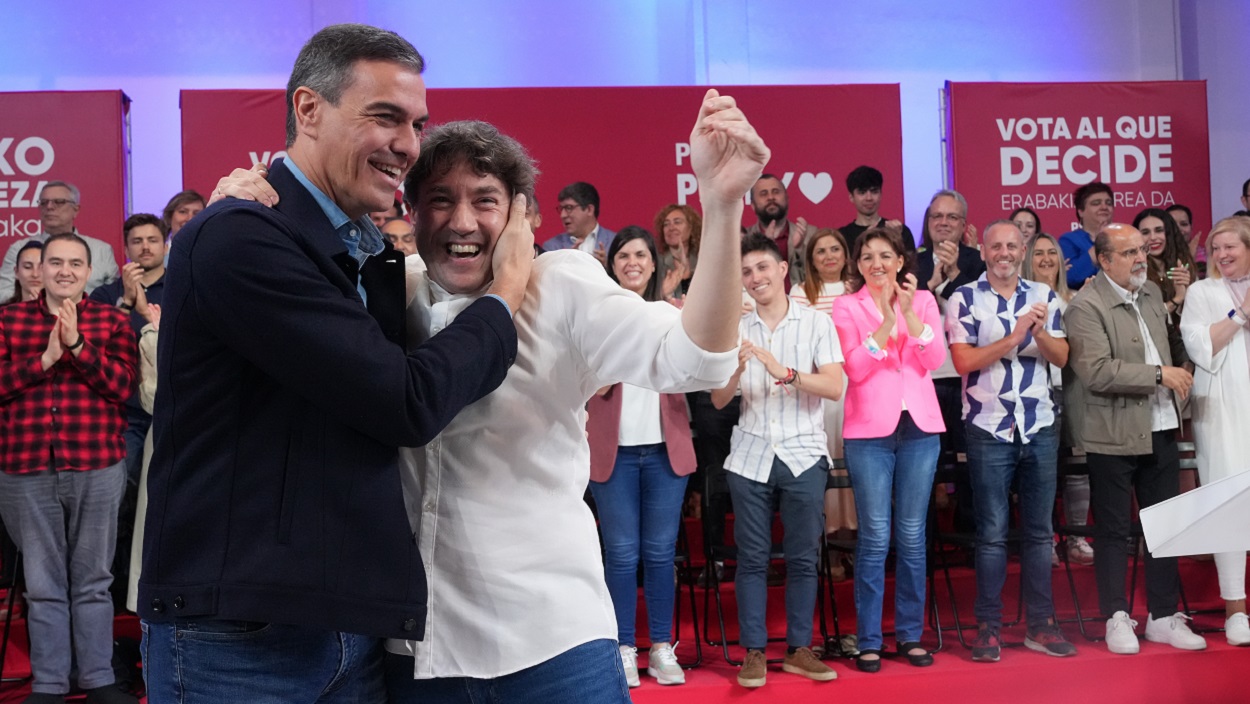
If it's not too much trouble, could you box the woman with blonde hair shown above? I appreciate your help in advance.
[1179,215,1250,645]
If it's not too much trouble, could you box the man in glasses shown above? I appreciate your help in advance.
[542,181,614,262]
[1064,223,1205,656]
[0,181,120,295]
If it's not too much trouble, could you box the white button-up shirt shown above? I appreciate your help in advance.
[386,250,736,678]
[1106,276,1179,432]
[725,301,843,482]
[946,275,1065,443]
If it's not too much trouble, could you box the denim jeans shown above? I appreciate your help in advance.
[0,461,125,694]
[588,443,688,646]
[844,412,940,650]
[384,638,630,703]
[965,421,1059,628]
[141,620,384,703]
[725,456,828,649]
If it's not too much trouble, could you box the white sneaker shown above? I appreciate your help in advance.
[1067,537,1095,566]
[647,642,686,685]
[1105,610,1140,654]
[1145,612,1207,651]
[619,644,641,687]
[1225,613,1250,646]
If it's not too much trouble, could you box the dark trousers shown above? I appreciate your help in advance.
[1087,430,1181,618]
[688,391,739,548]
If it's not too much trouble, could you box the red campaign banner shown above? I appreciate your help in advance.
[946,81,1211,237]
[181,85,904,246]
[0,90,131,261]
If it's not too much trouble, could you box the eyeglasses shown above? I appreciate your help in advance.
[38,198,76,209]
[557,204,584,214]
[1115,246,1146,258]
[928,212,965,223]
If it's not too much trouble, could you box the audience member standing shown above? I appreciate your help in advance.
[587,227,695,688]
[5,240,44,304]
[0,181,120,295]
[0,233,138,704]
[653,204,702,300]
[833,227,945,673]
[161,189,206,237]
[1059,182,1114,290]
[1179,216,1250,646]
[1064,223,1206,655]
[838,165,915,251]
[742,174,814,284]
[713,233,843,688]
[543,181,615,261]
[947,221,1076,662]
[1134,208,1197,322]
[790,227,855,577]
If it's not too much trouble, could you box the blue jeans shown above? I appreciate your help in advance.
[384,638,630,703]
[0,462,125,694]
[845,412,940,650]
[588,443,688,646]
[965,422,1059,628]
[725,456,828,649]
[141,620,384,703]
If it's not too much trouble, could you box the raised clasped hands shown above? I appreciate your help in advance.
[689,89,770,206]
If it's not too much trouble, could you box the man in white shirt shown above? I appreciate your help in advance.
[0,181,120,295]
[384,94,768,701]
[711,233,844,689]
[541,181,614,261]
[1064,223,1206,655]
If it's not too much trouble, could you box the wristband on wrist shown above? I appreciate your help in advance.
[66,335,85,352]
[1230,308,1248,326]
[1155,366,1163,385]
[774,368,798,386]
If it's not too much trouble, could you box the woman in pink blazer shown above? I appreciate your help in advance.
[586,227,696,687]
[832,227,947,672]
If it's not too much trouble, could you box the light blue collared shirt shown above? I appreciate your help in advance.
[285,158,386,305]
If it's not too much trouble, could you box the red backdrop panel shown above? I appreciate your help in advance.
[180,85,904,247]
[946,81,1211,237]
[0,90,130,261]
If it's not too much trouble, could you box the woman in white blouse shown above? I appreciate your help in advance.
[1179,215,1250,646]
[789,228,855,580]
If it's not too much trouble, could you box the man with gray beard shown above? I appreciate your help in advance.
[1063,223,1205,656]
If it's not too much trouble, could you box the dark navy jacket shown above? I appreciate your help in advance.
[139,160,517,640]
[915,242,985,300]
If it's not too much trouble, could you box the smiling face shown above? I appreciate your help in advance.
[1167,208,1191,239]
[661,210,691,249]
[15,247,42,299]
[810,234,846,283]
[126,223,167,272]
[169,200,204,234]
[40,238,91,302]
[611,237,656,297]
[981,222,1023,284]
[290,59,428,221]
[414,162,510,295]
[927,195,966,244]
[1013,211,1039,237]
[1029,236,1062,288]
[1210,230,1250,280]
[857,236,901,292]
[1138,215,1168,257]
[741,250,787,306]
[1078,191,1115,233]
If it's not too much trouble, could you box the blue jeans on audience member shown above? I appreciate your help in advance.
[142,620,383,703]
[965,421,1059,629]
[845,412,940,651]
[588,443,688,647]
[384,638,630,703]
[725,456,828,650]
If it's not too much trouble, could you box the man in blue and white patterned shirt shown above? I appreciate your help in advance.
[947,220,1076,662]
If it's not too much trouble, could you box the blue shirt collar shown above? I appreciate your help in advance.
[285,157,386,265]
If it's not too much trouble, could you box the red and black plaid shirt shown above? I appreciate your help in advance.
[0,296,137,474]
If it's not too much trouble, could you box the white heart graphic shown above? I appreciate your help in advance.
[797,172,833,204]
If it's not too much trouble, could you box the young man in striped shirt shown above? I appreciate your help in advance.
[712,233,844,688]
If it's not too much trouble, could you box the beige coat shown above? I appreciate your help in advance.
[1063,273,1187,455]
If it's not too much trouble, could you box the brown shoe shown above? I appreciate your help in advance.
[782,646,837,681]
[737,649,767,688]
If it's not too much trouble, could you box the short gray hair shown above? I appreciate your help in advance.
[42,180,80,205]
[285,24,425,147]
[929,189,968,217]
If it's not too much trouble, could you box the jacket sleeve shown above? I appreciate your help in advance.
[1064,297,1154,395]
[906,290,948,371]
[192,206,518,448]
[832,297,881,383]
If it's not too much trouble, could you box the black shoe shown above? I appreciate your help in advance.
[897,641,934,667]
[84,685,139,704]
[971,625,1002,663]
[855,649,882,673]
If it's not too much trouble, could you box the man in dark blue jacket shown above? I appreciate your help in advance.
[138,24,532,701]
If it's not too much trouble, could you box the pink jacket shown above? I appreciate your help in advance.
[832,286,947,438]
[586,385,697,483]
